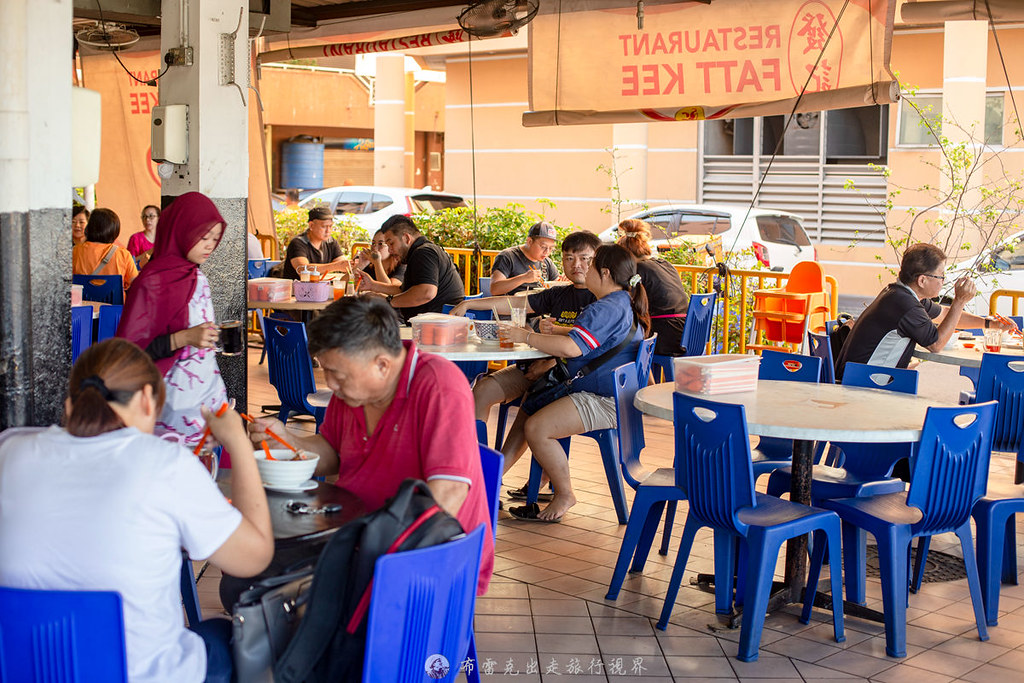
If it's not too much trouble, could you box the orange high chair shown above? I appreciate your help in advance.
[748,262,829,353]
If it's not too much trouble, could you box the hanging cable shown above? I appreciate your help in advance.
[93,0,169,86]
[725,0,852,257]
[984,0,1023,140]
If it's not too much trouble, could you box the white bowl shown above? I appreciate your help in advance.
[254,449,319,487]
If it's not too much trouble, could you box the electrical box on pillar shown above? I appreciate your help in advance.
[71,87,101,187]
[151,104,188,164]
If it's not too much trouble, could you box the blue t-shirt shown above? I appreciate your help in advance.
[566,290,643,396]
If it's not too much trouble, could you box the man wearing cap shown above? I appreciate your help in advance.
[281,207,350,280]
[488,221,560,296]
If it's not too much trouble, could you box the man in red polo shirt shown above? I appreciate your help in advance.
[247,297,493,594]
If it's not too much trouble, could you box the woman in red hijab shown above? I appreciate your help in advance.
[117,192,228,446]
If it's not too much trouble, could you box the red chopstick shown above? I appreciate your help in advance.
[193,403,229,455]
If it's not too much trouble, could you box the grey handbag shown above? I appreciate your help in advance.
[232,565,314,683]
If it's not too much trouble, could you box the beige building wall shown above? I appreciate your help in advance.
[444,53,699,234]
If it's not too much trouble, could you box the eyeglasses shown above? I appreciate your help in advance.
[285,500,342,515]
[921,273,946,282]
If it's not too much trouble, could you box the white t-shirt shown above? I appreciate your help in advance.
[0,426,242,683]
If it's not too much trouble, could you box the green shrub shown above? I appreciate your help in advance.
[273,207,370,256]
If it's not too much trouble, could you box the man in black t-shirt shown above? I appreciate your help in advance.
[451,231,602,461]
[489,221,560,296]
[835,243,1010,380]
[281,207,349,280]
[362,215,465,320]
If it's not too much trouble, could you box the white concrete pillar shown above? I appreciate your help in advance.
[374,54,407,187]
[159,0,250,407]
[941,20,988,213]
[610,123,650,220]
[0,0,74,427]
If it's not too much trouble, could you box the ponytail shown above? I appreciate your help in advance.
[593,244,652,336]
[66,338,165,437]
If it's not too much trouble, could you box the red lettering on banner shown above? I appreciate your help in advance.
[703,30,720,52]
[618,25,781,55]
[734,26,748,50]
[667,32,682,53]
[129,92,140,114]
[641,64,659,95]
[748,25,763,49]
[622,66,639,95]
[650,32,667,55]
[662,64,684,94]
[763,59,781,90]
[696,59,781,94]
[764,25,781,48]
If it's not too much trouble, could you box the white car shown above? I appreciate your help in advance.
[298,185,467,232]
[597,204,816,272]
[946,230,1024,315]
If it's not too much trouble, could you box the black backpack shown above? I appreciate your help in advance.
[274,478,466,683]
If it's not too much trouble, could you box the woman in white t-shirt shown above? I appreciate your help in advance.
[0,338,274,683]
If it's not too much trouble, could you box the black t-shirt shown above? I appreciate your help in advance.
[398,236,465,320]
[281,233,343,280]
[526,285,596,327]
[490,246,559,295]
[834,282,941,381]
[637,258,690,355]
[362,260,407,285]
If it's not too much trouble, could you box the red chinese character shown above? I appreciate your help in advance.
[797,12,829,55]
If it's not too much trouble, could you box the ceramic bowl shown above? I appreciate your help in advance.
[254,449,319,487]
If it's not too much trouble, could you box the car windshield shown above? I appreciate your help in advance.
[409,194,466,213]
[756,215,811,246]
[675,214,729,236]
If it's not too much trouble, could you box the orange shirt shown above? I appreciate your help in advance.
[72,241,139,289]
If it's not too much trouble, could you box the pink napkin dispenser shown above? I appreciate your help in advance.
[71,284,83,306]
[293,280,332,302]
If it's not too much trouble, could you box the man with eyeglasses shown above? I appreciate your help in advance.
[835,243,1013,381]
[488,221,561,296]
[450,230,602,475]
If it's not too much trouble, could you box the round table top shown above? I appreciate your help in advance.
[634,379,951,443]
[218,476,364,549]
[247,297,336,311]
[913,336,1024,368]
[398,327,548,362]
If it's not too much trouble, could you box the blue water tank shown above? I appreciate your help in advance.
[280,141,324,189]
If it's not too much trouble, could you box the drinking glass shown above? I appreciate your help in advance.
[509,296,528,328]
[985,328,1003,353]
[217,320,244,356]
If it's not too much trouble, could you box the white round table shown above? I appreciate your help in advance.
[634,379,951,607]
[913,337,1024,369]
[247,297,335,312]
[399,328,548,362]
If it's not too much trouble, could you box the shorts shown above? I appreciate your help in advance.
[484,365,532,402]
[569,392,618,432]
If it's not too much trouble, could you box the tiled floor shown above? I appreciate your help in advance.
[195,345,1024,681]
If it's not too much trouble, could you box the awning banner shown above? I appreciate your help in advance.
[525,0,897,126]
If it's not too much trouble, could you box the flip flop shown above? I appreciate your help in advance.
[508,502,563,524]
[506,485,554,502]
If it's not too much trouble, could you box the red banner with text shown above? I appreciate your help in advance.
[526,0,896,126]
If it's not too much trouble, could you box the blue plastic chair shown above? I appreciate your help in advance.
[657,392,845,662]
[73,274,124,306]
[96,304,123,342]
[651,292,717,383]
[522,336,657,524]
[750,350,821,480]
[967,356,1024,625]
[0,586,129,682]
[807,330,834,384]
[479,444,503,534]
[362,525,486,683]
[606,363,685,600]
[478,277,492,297]
[810,402,996,658]
[248,259,269,279]
[265,317,329,430]
[71,305,94,363]
[767,362,918,605]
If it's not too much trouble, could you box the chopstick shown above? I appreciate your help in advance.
[193,402,229,455]
[239,412,298,453]
[261,440,275,461]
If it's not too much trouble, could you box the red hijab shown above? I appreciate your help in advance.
[117,192,226,374]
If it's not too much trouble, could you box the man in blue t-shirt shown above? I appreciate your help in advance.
[488,221,560,296]
[451,231,601,472]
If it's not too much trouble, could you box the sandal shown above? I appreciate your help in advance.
[507,502,563,524]
[506,485,554,502]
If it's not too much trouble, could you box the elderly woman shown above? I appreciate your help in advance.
[617,218,690,356]
[72,207,139,289]
[0,338,273,683]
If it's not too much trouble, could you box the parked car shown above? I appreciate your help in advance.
[298,185,467,232]
[597,203,816,272]
[945,229,1024,315]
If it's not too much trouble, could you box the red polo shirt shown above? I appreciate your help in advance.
[320,341,493,594]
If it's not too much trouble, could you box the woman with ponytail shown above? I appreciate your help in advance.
[617,218,690,356]
[501,244,650,522]
[0,339,273,683]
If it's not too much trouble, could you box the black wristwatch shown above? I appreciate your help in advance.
[984,318,991,329]
[386,294,395,305]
